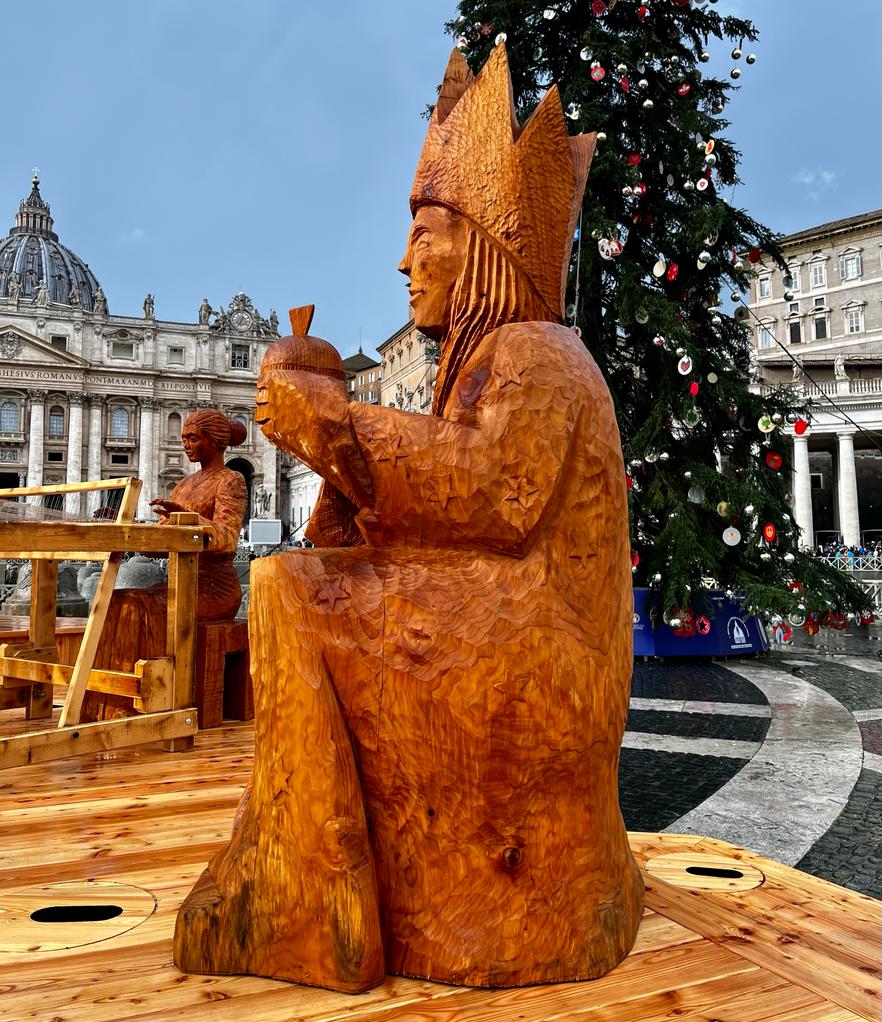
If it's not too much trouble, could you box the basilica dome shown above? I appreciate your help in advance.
[0,177,104,311]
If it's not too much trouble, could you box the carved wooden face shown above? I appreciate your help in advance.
[181,425,213,464]
[398,205,468,339]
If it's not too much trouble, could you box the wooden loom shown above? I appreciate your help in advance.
[0,478,204,769]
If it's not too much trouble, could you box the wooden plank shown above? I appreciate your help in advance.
[0,522,207,556]
[0,477,134,498]
[163,519,199,753]
[25,560,56,720]
[642,872,880,1021]
[0,709,197,770]
[59,551,123,726]
[0,655,147,698]
[133,658,175,712]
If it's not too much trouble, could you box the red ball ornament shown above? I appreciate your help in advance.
[590,63,607,81]
[748,246,762,264]
[794,418,808,436]
[637,3,649,18]
[666,263,680,281]
[633,182,647,196]
[762,522,777,543]
[619,74,630,92]
[765,451,783,470]
[592,0,607,14]
[677,82,692,96]
[803,617,819,637]
[627,151,642,165]
[631,549,640,567]
[689,381,699,397]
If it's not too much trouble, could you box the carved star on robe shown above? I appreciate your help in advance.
[371,434,409,468]
[424,473,456,510]
[491,362,526,393]
[314,576,351,611]
[503,475,540,511]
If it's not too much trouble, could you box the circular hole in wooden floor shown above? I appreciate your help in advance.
[0,881,156,952]
[644,852,765,891]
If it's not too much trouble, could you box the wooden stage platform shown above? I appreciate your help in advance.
[0,714,878,1022]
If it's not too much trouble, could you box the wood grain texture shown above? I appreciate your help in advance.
[176,47,636,992]
[0,729,876,1021]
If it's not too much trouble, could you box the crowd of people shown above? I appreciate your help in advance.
[815,541,882,564]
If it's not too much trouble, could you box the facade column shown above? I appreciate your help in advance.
[86,396,103,483]
[836,431,861,547]
[792,433,814,550]
[25,391,45,488]
[65,395,84,514]
[137,398,156,518]
[260,433,278,518]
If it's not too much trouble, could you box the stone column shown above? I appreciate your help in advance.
[791,434,814,551]
[86,396,103,483]
[836,431,861,547]
[26,391,45,488]
[65,395,84,514]
[260,434,278,518]
[137,398,156,518]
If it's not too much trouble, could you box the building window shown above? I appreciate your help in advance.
[167,346,184,366]
[844,306,863,334]
[358,375,365,387]
[0,401,19,432]
[758,276,771,299]
[48,406,65,438]
[788,301,800,315]
[167,412,181,441]
[839,253,861,280]
[112,341,134,359]
[810,263,826,288]
[49,335,67,351]
[788,320,802,344]
[110,453,130,465]
[110,407,129,438]
[231,344,250,369]
[47,451,64,463]
[368,371,375,383]
[758,324,775,349]
[784,266,801,293]
[810,472,823,490]
[814,314,828,340]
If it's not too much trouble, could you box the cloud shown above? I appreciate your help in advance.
[790,166,839,202]
[118,226,146,244]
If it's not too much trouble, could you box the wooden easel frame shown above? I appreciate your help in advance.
[0,478,206,769]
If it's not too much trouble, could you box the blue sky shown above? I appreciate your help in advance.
[1,0,878,357]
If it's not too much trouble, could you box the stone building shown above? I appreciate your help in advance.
[748,209,882,548]
[0,176,287,523]
[377,320,439,412]
[343,348,382,404]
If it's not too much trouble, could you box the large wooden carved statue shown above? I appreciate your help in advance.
[84,411,247,719]
[175,46,644,991]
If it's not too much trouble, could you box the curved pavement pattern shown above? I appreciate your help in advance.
[661,661,864,865]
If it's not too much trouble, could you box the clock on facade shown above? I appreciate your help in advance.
[230,310,253,333]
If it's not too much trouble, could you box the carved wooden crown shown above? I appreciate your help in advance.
[411,46,596,318]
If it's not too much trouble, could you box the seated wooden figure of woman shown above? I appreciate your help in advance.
[85,411,247,718]
[176,47,643,992]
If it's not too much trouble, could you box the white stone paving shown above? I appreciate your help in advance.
[822,655,882,677]
[621,732,760,759]
[629,697,770,718]
[864,752,882,775]
[664,662,864,865]
[853,708,882,722]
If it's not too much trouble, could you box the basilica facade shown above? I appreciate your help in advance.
[0,176,287,525]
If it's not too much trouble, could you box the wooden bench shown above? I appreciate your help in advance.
[193,619,252,729]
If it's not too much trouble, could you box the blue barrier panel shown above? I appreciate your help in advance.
[633,588,769,657]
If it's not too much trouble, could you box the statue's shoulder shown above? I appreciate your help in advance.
[480,320,600,378]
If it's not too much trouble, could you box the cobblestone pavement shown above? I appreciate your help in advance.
[620,646,881,899]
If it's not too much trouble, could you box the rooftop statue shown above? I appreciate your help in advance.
[175,45,643,992]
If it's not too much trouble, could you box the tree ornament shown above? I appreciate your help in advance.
[707,372,718,384]
[652,572,662,583]
[683,470,692,480]
[704,153,717,166]
[543,7,559,19]
[698,250,712,265]
[616,63,628,73]
[716,501,728,516]
[731,47,742,59]
[699,51,710,62]
[765,451,782,470]
[666,262,679,280]
[642,99,654,109]
[746,53,757,64]
[658,452,670,461]
[591,0,607,13]
[580,47,592,61]
[638,78,649,88]
[760,551,771,561]
[596,131,607,141]
[757,414,775,433]
[771,413,783,424]
[744,504,755,515]
[652,334,666,346]
[495,32,507,45]
[783,552,795,564]
[730,68,741,79]
[689,381,699,397]
[683,407,700,428]
[794,418,808,436]
[652,259,667,277]
[783,289,794,301]
[677,82,692,96]
[688,486,704,503]
[633,182,647,196]
[590,63,607,81]
[457,35,469,50]
[566,102,581,119]
[635,307,649,324]
[622,185,633,196]
[627,152,642,165]
[695,177,709,192]
[722,526,741,546]
[683,180,695,191]
[762,522,777,542]
[598,237,623,259]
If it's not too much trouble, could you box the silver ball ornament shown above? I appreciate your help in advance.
[643,99,654,109]
[683,470,692,480]
[495,32,507,45]
[731,47,742,59]
[616,63,628,73]
[596,131,607,142]
[746,53,757,64]
[669,617,682,629]
[683,180,695,191]
[760,552,772,561]
[653,572,662,583]
[783,290,794,301]
[659,452,670,461]
[699,52,710,63]
[744,504,754,515]
[784,552,795,564]
[580,47,592,61]
[698,250,712,265]
[622,185,634,196]
[730,68,741,79]
[638,78,649,88]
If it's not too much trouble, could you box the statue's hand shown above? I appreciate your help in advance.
[150,498,186,517]
[255,370,348,447]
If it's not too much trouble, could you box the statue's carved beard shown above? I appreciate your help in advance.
[433,224,557,415]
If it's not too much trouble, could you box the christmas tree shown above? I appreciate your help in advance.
[444,0,870,629]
